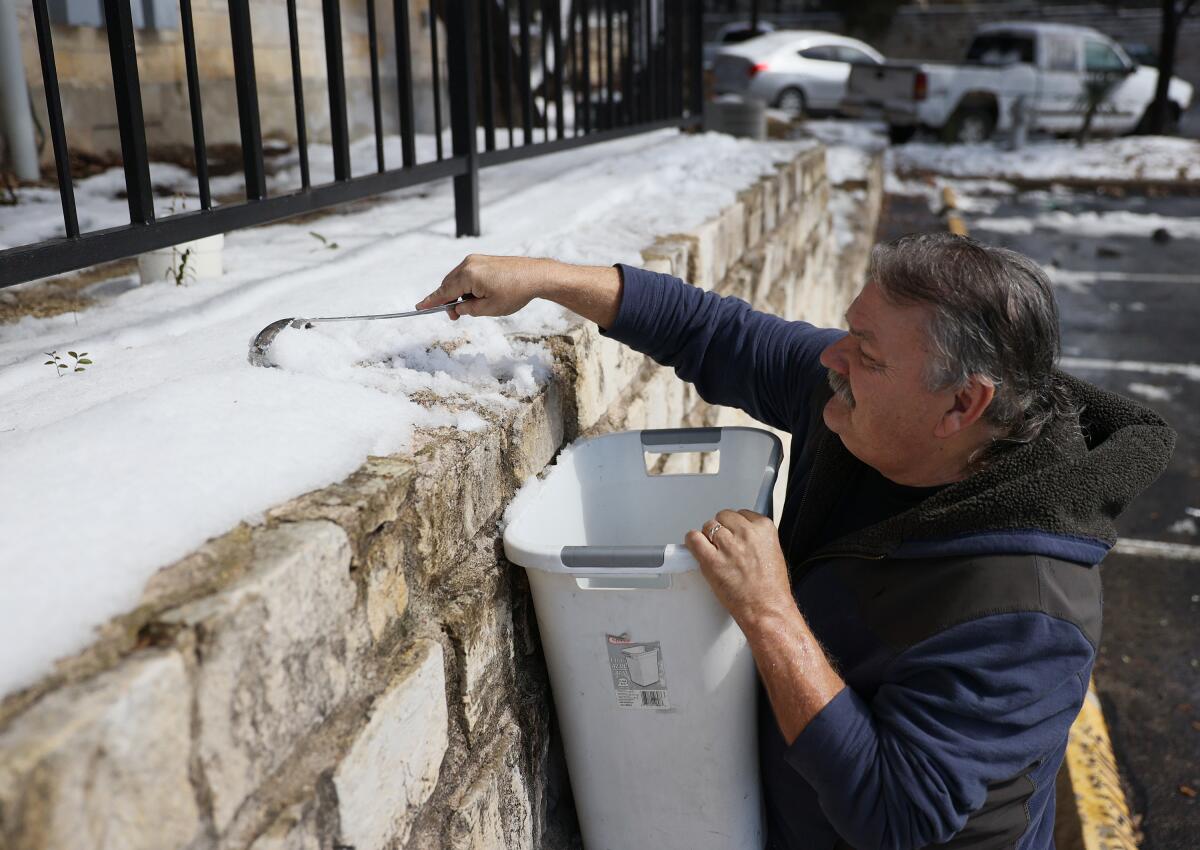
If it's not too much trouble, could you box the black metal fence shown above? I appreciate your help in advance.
[2,0,704,289]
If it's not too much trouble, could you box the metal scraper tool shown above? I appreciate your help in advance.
[248,294,476,368]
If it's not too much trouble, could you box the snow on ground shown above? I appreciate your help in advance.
[890,135,1200,183]
[973,208,1200,239]
[0,128,567,253]
[1126,382,1178,403]
[0,129,813,698]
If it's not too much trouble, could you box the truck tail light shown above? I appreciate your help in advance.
[749,62,769,78]
[913,71,928,101]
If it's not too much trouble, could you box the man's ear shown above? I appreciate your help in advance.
[933,377,995,438]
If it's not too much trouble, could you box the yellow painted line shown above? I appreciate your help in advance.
[947,214,968,236]
[1064,679,1140,850]
[941,185,959,210]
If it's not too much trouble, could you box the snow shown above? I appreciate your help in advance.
[1126,382,1176,403]
[1168,518,1198,536]
[972,209,1200,239]
[891,135,1200,183]
[0,129,809,699]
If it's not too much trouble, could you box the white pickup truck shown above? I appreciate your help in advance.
[843,22,1195,144]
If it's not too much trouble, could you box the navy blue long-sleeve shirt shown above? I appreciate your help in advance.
[600,264,1101,849]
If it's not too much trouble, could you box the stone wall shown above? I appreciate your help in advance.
[0,142,883,850]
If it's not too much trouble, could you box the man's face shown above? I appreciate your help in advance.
[818,281,952,482]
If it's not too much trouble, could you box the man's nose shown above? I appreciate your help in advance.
[820,336,850,374]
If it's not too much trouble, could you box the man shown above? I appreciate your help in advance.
[417,233,1174,849]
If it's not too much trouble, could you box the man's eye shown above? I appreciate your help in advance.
[860,352,884,370]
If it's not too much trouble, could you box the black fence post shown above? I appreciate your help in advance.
[322,0,352,181]
[30,0,79,239]
[103,0,155,223]
[691,0,704,119]
[447,0,481,236]
[394,0,417,168]
[228,0,266,200]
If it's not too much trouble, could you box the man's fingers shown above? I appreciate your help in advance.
[417,259,471,308]
[684,529,718,561]
[715,508,752,532]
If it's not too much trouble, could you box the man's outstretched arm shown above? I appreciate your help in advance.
[418,254,843,432]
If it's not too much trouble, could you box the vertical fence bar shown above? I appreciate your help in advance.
[103,0,154,223]
[604,0,614,129]
[667,0,679,117]
[393,0,416,168]
[367,0,385,171]
[690,0,704,119]
[429,0,445,160]
[285,0,311,189]
[228,0,266,200]
[322,0,352,179]
[179,0,211,208]
[552,0,564,140]
[446,0,479,236]
[540,0,549,139]
[642,0,652,122]
[30,0,78,238]
[502,0,514,147]
[479,0,496,152]
[581,0,591,133]
[518,0,533,144]
[569,2,579,136]
[624,0,635,126]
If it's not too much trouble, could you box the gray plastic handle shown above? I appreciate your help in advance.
[560,546,667,569]
[640,427,722,449]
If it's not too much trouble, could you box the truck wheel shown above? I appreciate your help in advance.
[775,87,807,118]
[943,106,995,144]
[888,125,917,144]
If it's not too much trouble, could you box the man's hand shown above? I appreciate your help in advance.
[684,509,797,630]
[687,508,846,743]
[418,254,624,328]
[416,254,546,320]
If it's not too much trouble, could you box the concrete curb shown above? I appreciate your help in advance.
[1063,682,1142,849]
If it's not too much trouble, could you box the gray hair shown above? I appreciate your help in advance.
[869,233,1072,462]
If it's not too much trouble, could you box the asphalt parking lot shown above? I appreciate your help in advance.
[881,187,1200,848]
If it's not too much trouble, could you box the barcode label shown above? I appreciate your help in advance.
[639,690,669,708]
[606,634,671,710]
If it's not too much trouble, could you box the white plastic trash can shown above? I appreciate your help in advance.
[503,426,782,850]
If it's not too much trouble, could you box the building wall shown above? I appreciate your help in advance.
[0,141,884,850]
[12,0,445,172]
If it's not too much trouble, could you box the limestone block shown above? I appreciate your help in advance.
[506,382,564,487]
[448,724,534,850]
[0,653,199,850]
[642,368,677,432]
[248,802,321,850]
[572,326,646,431]
[364,527,408,643]
[738,184,764,249]
[761,179,778,235]
[333,641,448,850]
[163,521,362,831]
[408,428,507,582]
[443,566,515,738]
[640,238,690,279]
[684,201,745,292]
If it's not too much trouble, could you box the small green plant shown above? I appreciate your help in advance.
[309,231,339,250]
[43,350,92,377]
[166,245,196,286]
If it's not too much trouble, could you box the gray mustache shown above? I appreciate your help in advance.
[828,369,856,408]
